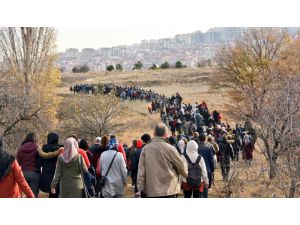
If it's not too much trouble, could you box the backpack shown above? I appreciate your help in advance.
[183,153,202,189]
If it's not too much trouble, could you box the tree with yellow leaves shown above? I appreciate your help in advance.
[216,28,300,185]
[0,27,61,152]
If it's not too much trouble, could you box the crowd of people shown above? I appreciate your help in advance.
[1,86,256,198]
[70,83,179,114]
[70,84,96,94]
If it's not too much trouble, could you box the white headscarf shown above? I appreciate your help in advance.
[185,140,199,162]
[61,137,79,163]
[177,140,186,154]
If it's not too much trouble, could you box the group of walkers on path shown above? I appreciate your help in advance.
[0,121,255,198]
[1,83,256,198]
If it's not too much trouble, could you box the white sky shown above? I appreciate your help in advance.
[56,26,211,51]
[1,0,300,52]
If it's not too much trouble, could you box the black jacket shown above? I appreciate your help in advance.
[218,139,234,165]
[39,144,62,193]
[131,148,142,174]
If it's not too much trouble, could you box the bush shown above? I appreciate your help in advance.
[160,61,170,69]
[106,65,115,72]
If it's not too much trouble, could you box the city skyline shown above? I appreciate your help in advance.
[56,26,212,52]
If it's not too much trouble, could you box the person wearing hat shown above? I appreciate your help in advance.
[131,139,143,193]
[218,135,234,181]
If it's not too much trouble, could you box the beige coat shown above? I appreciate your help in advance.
[137,137,188,197]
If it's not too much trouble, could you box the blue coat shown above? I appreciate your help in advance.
[198,142,215,174]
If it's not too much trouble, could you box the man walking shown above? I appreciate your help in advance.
[198,134,215,198]
[137,123,188,198]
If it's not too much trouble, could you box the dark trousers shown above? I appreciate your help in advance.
[150,195,177,198]
[23,171,40,198]
[183,190,200,198]
[234,151,239,161]
[221,163,231,181]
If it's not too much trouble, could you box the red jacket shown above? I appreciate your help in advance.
[79,149,91,168]
[0,160,34,198]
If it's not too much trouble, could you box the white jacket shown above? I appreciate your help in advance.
[181,140,208,185]
[100,150,127,197]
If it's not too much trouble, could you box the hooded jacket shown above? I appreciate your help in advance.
[17,142,40,172]
[0,140,34,198]
[39,132,63,193]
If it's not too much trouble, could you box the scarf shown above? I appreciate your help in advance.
[61,137,79,163]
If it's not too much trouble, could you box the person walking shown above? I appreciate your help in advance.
[181,140,208,198]
[197,134,214,198]
[242,133,254,166]
[232,131,242,162]
[99,146,127,198]
[0,138,34,198]
[39,132,63,198]
[16,132,41,198]
[218,136,234,181]
[137,123,188,198]
[79,139,92,164]
[91,136,108,169]
[131,139,143,193]
[51,137,88,198]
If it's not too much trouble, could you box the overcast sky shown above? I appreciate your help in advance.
[2,0,298,52]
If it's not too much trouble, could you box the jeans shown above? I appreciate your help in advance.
[23,171,40,198]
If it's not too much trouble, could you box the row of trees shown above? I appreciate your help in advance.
[106,64,123,72]
[105,60,187,72]
[72,65,90,73]
[215,28,300,197]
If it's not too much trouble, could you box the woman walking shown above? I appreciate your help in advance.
[181,140,208,198]
[99,146,127,198]
[0,138,34,198]
[16,132,41,197]
[51,137,88,198]
[39,132,63,198]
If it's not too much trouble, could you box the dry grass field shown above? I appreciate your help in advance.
[58,68,290,198]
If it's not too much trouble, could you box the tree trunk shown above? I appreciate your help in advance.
[269,161,277,179]
[288,180,296,198]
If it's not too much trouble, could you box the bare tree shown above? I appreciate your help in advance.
[59,94,123,141]
[215,28,300,180]
[0,27,60,153]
